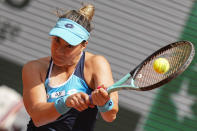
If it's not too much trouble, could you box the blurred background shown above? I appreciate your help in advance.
[0,0,197,131]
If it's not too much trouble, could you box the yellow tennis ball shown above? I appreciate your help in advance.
[153,58,170,74]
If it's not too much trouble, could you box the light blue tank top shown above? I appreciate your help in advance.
[45,52,92,102]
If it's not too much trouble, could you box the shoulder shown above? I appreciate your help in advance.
[85,52,110,69]
[22,57,50,81]
[23,57,50,71]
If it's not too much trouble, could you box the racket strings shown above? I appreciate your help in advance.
[133,42,192,88]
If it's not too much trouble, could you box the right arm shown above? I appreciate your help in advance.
[22,61,60,127]
[22,61,91,127]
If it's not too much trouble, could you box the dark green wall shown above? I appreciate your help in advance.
[0,57,23,94]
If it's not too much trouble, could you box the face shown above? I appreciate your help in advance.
[51,36,87,66]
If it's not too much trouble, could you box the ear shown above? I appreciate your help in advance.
[81,41,88,48]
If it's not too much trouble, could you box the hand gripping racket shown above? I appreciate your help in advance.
[104,41,195,93]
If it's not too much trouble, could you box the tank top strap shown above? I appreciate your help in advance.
[45,58,53,80]
[74,51,85,80]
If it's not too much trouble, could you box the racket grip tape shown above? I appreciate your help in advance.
[89,94,93,104]
[97,86,102,89]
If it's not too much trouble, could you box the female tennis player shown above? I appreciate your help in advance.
[22,4,118,131]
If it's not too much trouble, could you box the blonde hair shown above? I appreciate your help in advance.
[57,4,95,32]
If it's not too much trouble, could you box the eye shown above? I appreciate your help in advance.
[54,37,60,43]
[67,45,74,48]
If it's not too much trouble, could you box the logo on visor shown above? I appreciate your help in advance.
[65,24,74,28]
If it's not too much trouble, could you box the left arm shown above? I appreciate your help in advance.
[90,55,119,122]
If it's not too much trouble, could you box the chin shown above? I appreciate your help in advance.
[52,58,64,66]
[53,59,74,66]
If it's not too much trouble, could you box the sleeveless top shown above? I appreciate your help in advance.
[27,52,98,131]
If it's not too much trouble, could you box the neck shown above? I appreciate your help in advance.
[54,53,82,72]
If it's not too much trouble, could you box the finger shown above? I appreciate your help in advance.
[99,88,109,99]
[92,90,101,105]
[94,93,106,106]
[66,96,75,107]
[92,89,107,105]
[84,94,90,105]
[96,89,111,106]
[77,93,90,110]
[78,98,88,110]
[73,102,84,112]
[75,101,88,111]
[72,96,80,107]
[68,99,75,107]
[79,92,89,103]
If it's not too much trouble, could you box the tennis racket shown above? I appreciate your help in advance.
[103,41,195,93]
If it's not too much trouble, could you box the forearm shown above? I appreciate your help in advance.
[100,104,118,122]
[27,102,60,127]
[100,92,119,122]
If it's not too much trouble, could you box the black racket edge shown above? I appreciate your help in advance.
[129,41,195,91]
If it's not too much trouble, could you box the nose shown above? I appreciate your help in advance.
[56,46,65,55]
